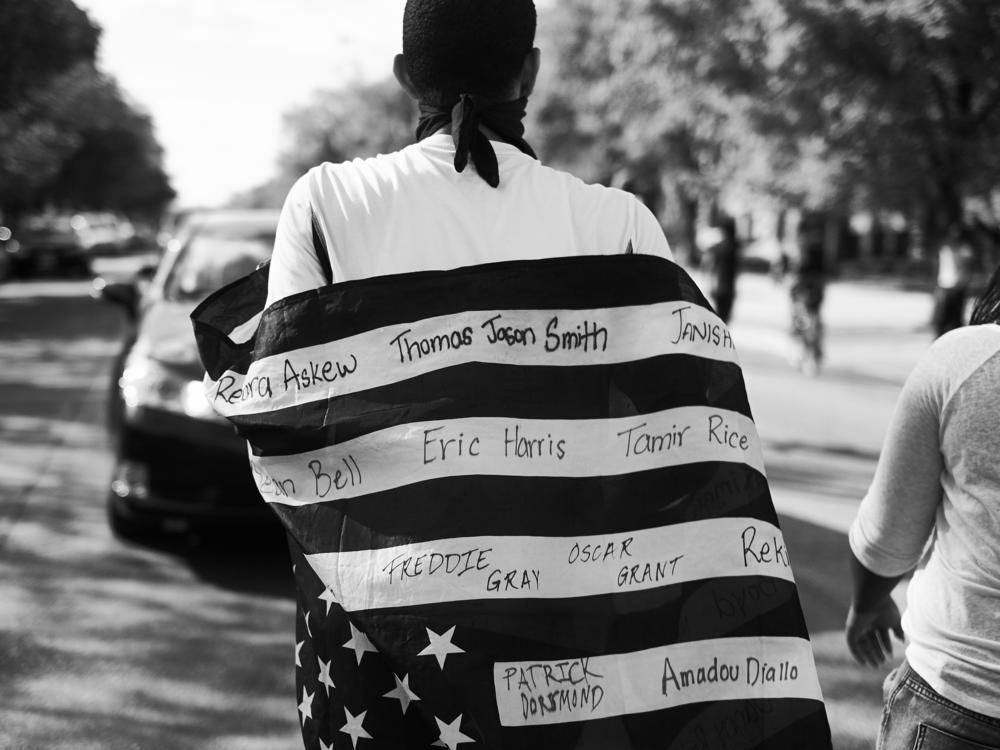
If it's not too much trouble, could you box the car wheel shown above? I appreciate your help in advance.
[107,493,157,543]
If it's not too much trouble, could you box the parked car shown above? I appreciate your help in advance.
[96,209,280,540]
[7,211,137,277]
[9,214,93,277]
[77,211,134,256]
[0,225,14,280]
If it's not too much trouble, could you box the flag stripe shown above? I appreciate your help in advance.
[270,462,776,553]
[206,300,737,418]
[191,254,714,378]
[240,355,751,457]
[303,517,793,611]
[495,699,830,749]
[492,635,822,726]
[345,575,808,656]
[250,406,766,506]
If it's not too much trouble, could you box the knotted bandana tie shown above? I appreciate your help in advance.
[416,95,537,188]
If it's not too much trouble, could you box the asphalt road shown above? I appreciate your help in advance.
[0,266,935,749]
[0,269,301,750]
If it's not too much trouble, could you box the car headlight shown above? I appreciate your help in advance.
[119,354,218,420]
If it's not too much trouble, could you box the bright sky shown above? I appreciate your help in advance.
[75,0,410,208]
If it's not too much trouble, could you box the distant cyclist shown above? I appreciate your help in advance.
[774,212,828,375]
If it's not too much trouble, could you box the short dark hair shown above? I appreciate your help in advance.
[402,0,537,103]
[971,263,1000,326]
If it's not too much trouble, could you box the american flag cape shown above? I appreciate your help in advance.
[191,254,832,750]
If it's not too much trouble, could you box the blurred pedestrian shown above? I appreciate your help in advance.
[774,212,827,375]
[932,225,975,337]
[845,262,1000,748]
[703,214,739,323]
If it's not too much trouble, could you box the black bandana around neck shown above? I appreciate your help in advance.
[415,95,537,188]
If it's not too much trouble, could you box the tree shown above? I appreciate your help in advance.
[0,0,99,105]
[231,78,417,208]
[279,79,417,178]
[44,70,175,215]
[0,0,174,220]
[532,0,773,263]
[759,0,1000,243]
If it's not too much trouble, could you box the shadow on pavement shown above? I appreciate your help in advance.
[779,513,900,750]
[0,538,300,750]
[0,280,305,749]
[136,522,296,600]
[766,441,880,463]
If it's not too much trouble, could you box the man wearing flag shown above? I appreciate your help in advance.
[192,0,832,747]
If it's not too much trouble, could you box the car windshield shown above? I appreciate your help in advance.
[164,226,274,302]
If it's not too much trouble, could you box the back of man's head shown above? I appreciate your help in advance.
[402,0,537,103]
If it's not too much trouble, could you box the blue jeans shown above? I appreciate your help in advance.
[879,660,1000,749]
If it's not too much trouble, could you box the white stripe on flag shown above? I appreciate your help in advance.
[304,518,794,611]
[250,406,765,506]
[493,636,823,726]
[208,301,738,417]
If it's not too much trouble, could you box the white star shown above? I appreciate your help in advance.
[295,640,304,668]
[318,656,336,696]
[418,626,465,669]
[320,740,334,750]
[304,610,313,638]
[435,714,474,749]
[297,686,314,727]
[383,672,420,713]
[319,586,338,616]
[340,706,372,748]
[342,622,377,664]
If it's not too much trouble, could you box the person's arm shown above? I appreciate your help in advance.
[630,198,673,261]
[265,173,329,308]
[845,556,904,667]
[845,348,945,666]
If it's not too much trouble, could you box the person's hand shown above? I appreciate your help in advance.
[845,598,904,667]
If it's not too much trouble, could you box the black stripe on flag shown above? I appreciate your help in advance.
[241,355,751,456]
[194,254,713,375]
[270,462,775,553]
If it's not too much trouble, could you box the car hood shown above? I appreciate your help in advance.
[133,300,206,378]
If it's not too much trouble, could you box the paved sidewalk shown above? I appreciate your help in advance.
[712,271,937,533]
[702,270,933,748]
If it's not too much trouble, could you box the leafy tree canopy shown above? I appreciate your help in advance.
[0,0,99,105]
[764,0,1000,232]
[532,0,1000,245]
[233,78,416,208]
[0,0,174,220]
[279,79,416,178]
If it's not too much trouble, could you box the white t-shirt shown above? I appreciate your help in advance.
[266,133,672,306]
[850,324,1000,718]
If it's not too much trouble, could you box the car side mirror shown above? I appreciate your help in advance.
[135,263,157,282]
[93,278,140,320]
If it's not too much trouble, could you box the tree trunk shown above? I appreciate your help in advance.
[676,186,700,268]
[823,213,841,277]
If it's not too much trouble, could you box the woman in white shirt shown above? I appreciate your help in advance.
[847,265,1000,748]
